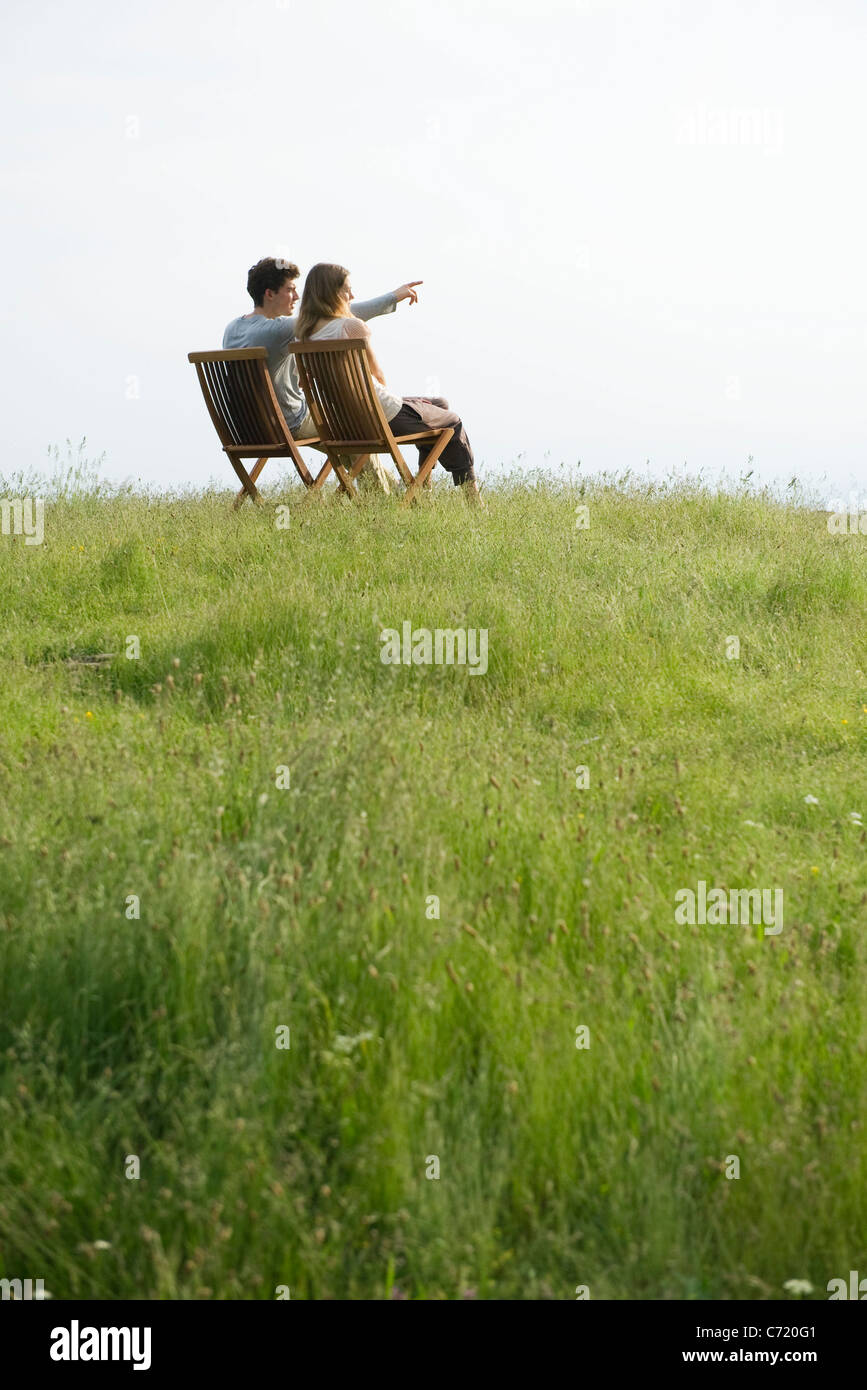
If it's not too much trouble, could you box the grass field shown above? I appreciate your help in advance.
[1,460,865,1300]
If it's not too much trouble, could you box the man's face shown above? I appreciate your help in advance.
[267,277,299,315]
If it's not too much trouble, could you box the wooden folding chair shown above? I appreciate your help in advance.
[188,348,336,509]
[286,340,454,505]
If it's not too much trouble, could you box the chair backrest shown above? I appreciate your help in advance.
[287,340,390,448]
[188,348,290,449]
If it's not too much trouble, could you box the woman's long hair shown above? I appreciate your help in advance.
[295,263,351,340]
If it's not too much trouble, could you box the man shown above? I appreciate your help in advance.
[223,258,422,491]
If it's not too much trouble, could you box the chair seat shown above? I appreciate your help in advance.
[318,431,440,450]
[224,440,322,454]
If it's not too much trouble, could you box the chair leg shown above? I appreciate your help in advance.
[311,456,335,490]
[233,457,269,509]
[330,453,358,498]
[286,443,315,489]
[349,454,374,482]
[400,429,454,507]
[314,452,390,498]
[343,453,376,495]
[236,445,330,504]
[288,444,338,494]
[229,455,263,509]
[388,446,414,489]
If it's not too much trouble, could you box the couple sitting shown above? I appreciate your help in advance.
[223,257,481,502]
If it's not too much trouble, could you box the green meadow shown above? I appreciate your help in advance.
[1,460,865,1300]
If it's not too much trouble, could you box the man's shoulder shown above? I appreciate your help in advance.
[223,314,250,347]
[222,314,296,348]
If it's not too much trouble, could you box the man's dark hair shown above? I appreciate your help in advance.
[246,257,300,306]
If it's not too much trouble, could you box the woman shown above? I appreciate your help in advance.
[295,264,482,503]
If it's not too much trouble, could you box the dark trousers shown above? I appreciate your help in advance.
[388,396,475,485]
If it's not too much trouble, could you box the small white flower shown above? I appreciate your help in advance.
[258,793,269,806]
[743,819,764,829]
[804,795,819,805]
[34,1288,54,1299]
[848,811,862,823]
[333,1031,375,1054]
[783,1278,814,1296]
[93,1240,112,1251]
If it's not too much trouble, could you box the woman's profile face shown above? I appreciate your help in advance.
[340,276,353,306]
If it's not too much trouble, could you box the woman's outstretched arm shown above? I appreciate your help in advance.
[351,281,422,321]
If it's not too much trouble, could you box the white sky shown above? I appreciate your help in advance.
[3,0,866,500]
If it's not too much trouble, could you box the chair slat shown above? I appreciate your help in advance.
[293,341,383,446]
[294,353,323,433]
[250,359,290,443]
[228,360,260,442]
[345,346,381,435]
[193,363,233,448]
[340,347,372,440]
[224,360,261,445]
[238,358,282,448]
[322,352,354,440]
[314,353,340,436]
[208,361,243,445]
